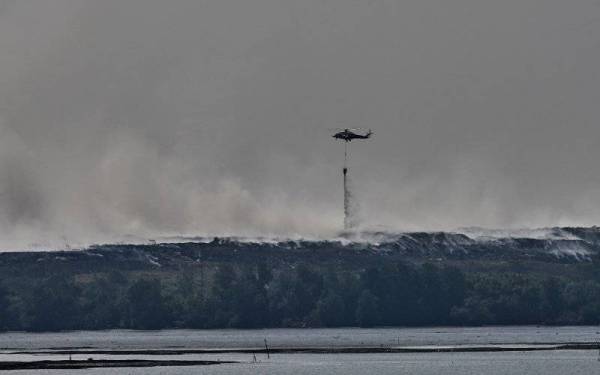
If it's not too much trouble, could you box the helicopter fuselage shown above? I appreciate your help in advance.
[332,129,372,142]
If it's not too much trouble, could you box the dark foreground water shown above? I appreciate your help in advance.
[1,327,599,374]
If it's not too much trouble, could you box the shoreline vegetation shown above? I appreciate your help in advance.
[1,237,600,332]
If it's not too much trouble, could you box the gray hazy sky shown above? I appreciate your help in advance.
[0,0,599,249]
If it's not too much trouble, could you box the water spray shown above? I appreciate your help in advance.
[331,128,373,231]
[343,142,350,230]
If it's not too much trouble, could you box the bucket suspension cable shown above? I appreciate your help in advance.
[343,142,348,175]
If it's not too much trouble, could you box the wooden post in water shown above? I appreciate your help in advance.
[264,338,270,359]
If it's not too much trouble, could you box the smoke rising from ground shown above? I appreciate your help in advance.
[0,1,600,249]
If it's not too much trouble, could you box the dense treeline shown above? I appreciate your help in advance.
[0,261,599,331]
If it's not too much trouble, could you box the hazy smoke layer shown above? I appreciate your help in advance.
[0,0,599,250]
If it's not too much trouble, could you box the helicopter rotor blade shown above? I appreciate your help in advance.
[326,127,370,131]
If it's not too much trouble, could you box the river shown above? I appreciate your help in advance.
[0,326,599,374]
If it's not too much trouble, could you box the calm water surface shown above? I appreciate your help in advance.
[0,327,599,374]
[2,326,600,350]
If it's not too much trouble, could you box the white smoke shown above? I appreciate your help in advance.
[1,1,600,250]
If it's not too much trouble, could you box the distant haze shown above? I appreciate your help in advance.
[0,0,599,250]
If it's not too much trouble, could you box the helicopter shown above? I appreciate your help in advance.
[332,128,373,142]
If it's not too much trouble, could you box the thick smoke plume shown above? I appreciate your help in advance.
[1,1,600,250]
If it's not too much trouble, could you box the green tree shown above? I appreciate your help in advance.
[126,278,170,329]
[228,268,268,328]
[267,264,323,326]
[208,264,238,327]
[0,284,10,331]
[172,270,197,326]
[312,292,346,326]
[355,290,380,327]
[541,277,563,323]
[81,277,123,329]
[24,276,82,331]
[418,263,446,324]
